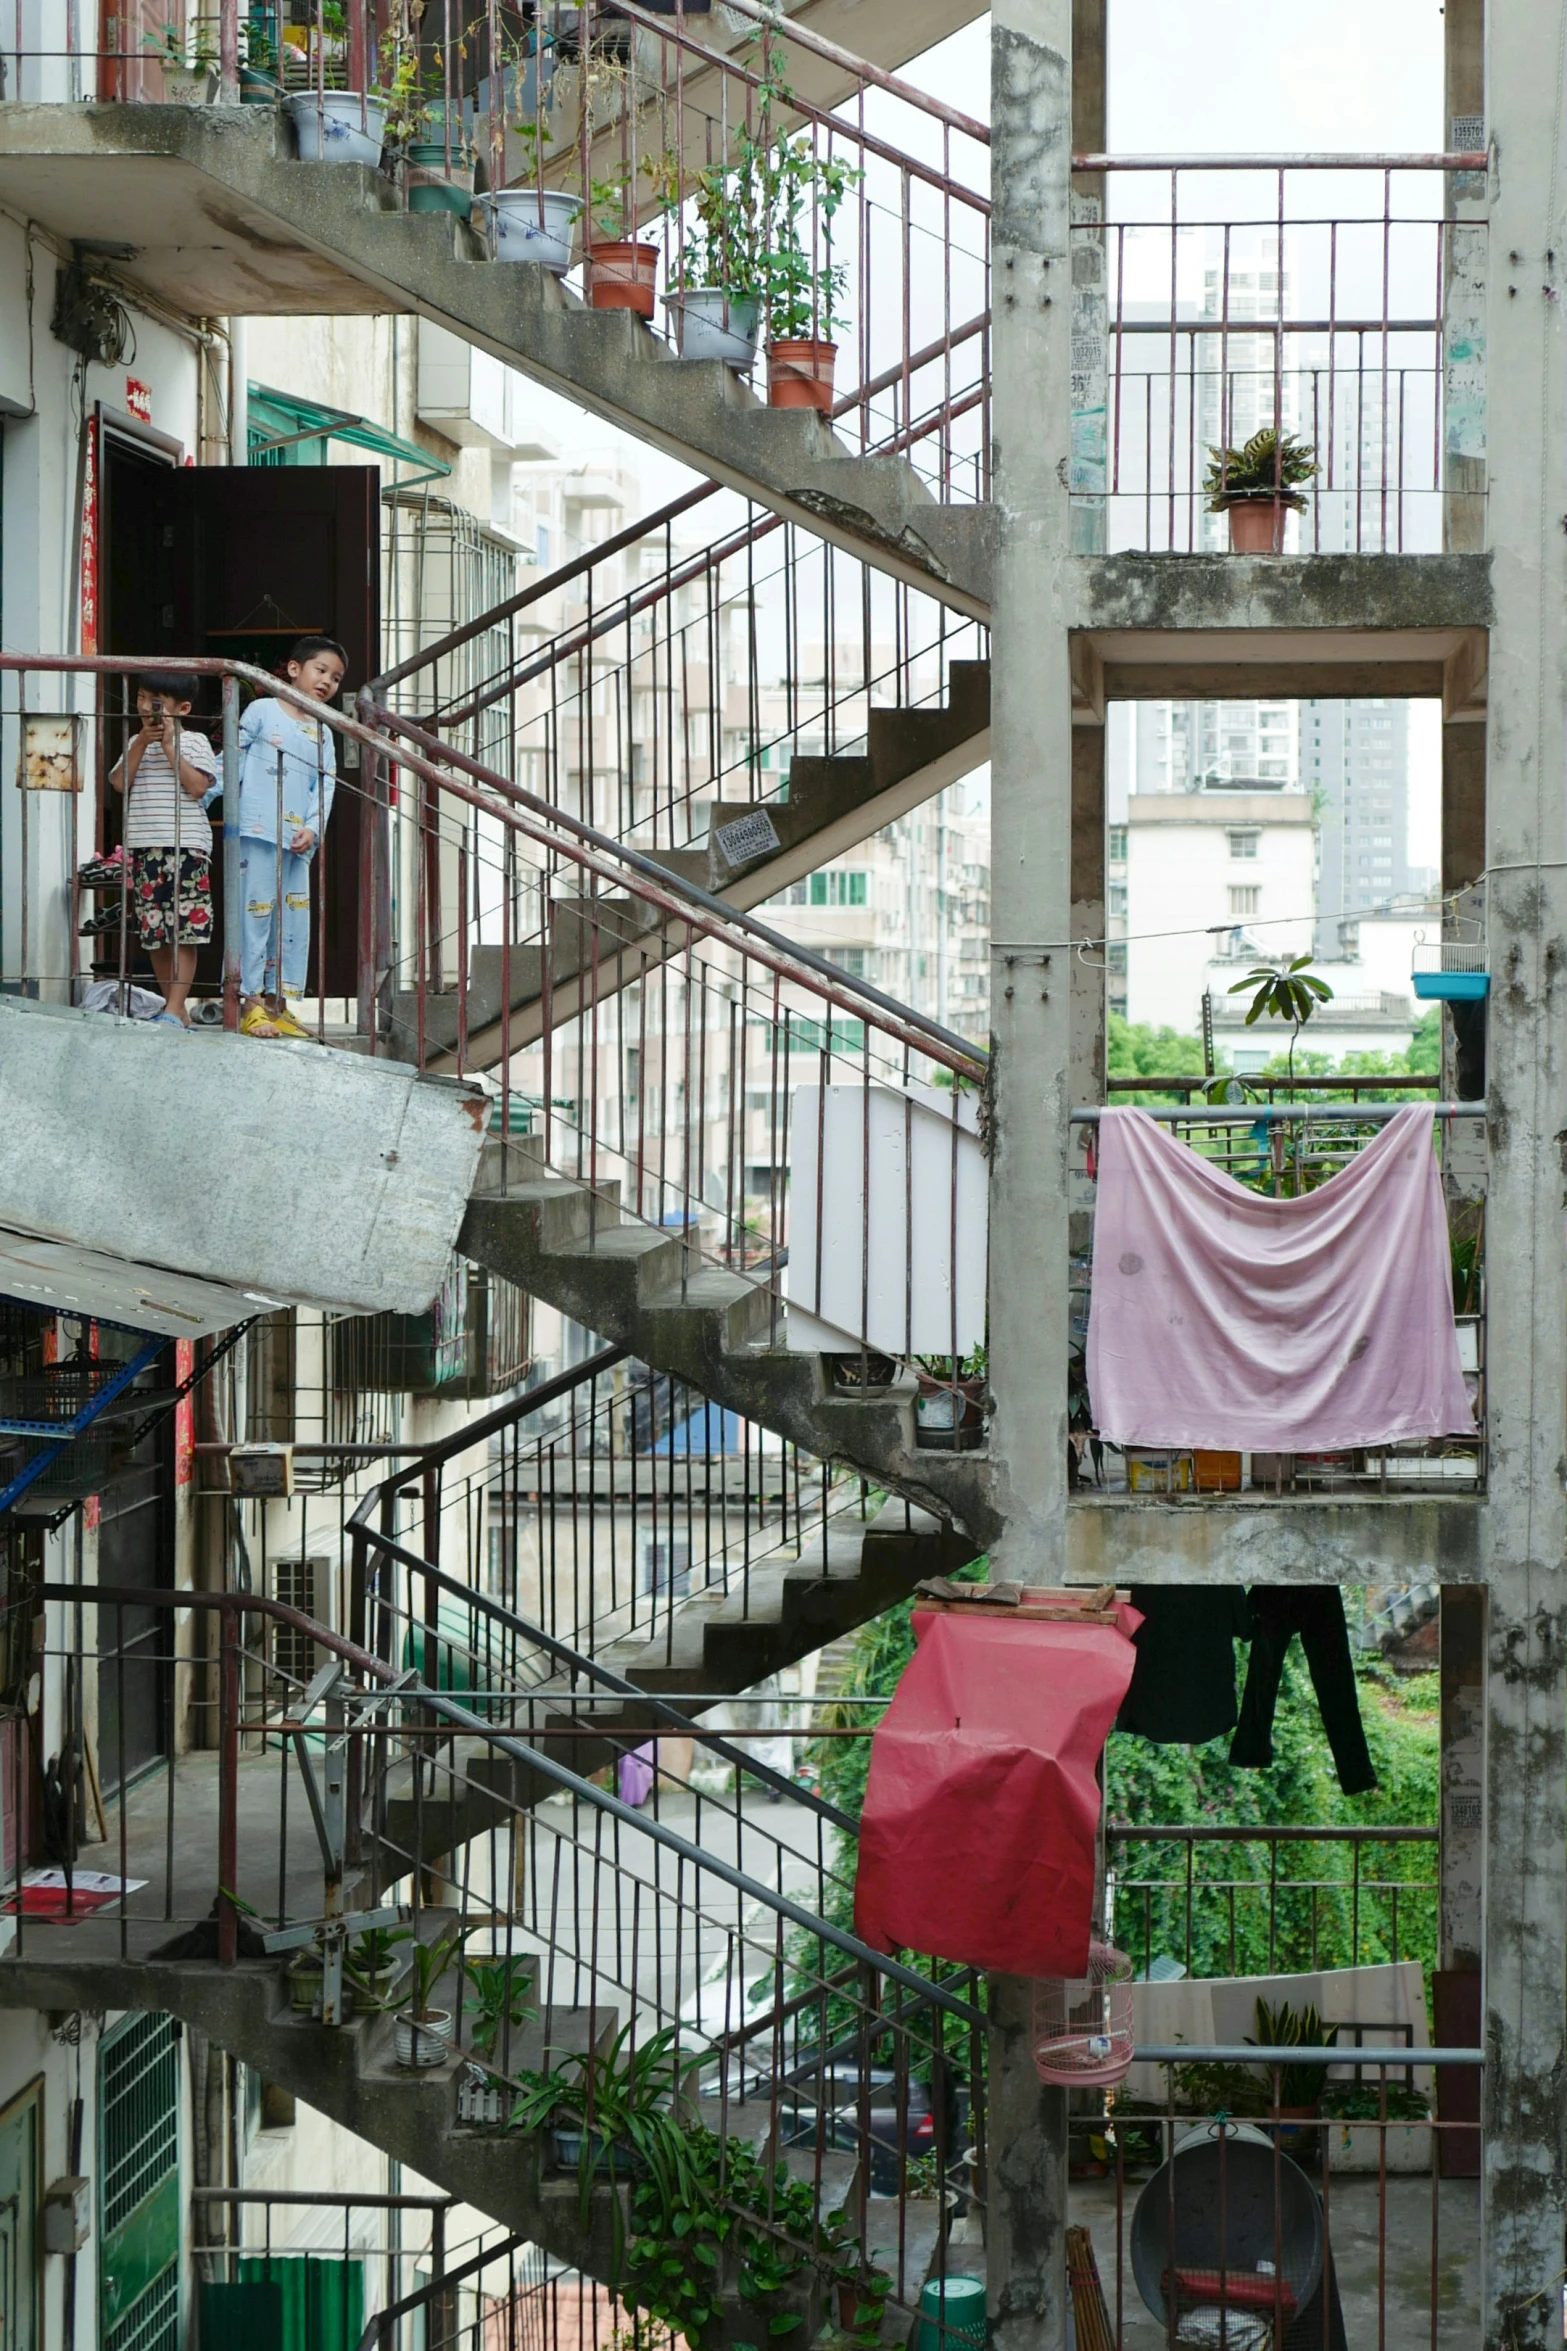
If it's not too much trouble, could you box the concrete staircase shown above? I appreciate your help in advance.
[0,107,992,614]
[0,1928,829,2351]
[392,659,990,1067]
[369,1491,975,1866]
[460,1163,1000,1546]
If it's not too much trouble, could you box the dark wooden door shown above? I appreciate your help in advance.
[99,461,381,1001]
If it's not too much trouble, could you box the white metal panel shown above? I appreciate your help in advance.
[416,318,513,447]
[784,1082,986,1356]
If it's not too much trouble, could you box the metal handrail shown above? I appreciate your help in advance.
[0,653,988,1075]
[349,1517,861,1833]
[1072,151,1488,172]
[33,1581,985,2028]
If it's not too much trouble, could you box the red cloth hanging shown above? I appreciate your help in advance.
[853,1602,1141,1977]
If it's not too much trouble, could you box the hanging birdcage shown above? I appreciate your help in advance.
[1412,919,1488,1001]
[1032,1942,1135,2087]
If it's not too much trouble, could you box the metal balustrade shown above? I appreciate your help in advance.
[1068,155,1488,553]
[370,487,989,864]
[15,1577,989,2336]
[2,0,992,501]
[1,653,988,1405]
[1,1572,1475,2351]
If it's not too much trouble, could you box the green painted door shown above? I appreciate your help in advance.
[0,2082,40,2351]
[99,2015,180,2351]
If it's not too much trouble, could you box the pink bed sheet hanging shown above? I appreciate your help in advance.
[1086,1104,1474,1451]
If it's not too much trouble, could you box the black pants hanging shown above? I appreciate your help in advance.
[1230,1587,1377,1796]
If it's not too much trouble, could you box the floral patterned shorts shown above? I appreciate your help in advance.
[130,846,213,949]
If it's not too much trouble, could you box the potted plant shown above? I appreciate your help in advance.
[146,20,217,101]
[286,1,388,165]
[914,1348,986,1450]
[1321,2079,1431,2174]
[480,119,583,271]
[464,1952,535,2071]
[287,1947,325,2015]
[664,154,765,370]
[509,2021,696,2269]
[393,1920,471,2066]
[343,1925,406,2013]
[761,132,859,412]
[1250,1996,1338,2153]
[1204,426,1317,553]
[828,1348,899,1394]
[584,163,659,317]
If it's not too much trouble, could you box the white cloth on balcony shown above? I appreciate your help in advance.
[1086,1104,1475,1450]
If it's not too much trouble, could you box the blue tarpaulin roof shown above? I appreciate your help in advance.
[654,1399,745,1455]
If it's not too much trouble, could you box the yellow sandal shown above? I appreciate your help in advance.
[240,1001,285,1038]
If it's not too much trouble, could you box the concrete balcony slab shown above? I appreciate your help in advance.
[1068,1492,1484,1585]
[1067,554,1493,713]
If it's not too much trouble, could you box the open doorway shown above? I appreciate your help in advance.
[95,432,380,1009]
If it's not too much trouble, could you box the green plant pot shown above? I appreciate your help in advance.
[407,140,474,217]
[240,68,281,102]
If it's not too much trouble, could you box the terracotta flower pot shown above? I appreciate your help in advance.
[1225,496,1288,553]
[585,240,659,317]
[768,337,837,413]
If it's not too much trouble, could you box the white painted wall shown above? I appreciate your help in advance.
[1124,792,1315,1033]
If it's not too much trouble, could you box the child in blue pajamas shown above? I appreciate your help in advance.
[234,636,347,1039]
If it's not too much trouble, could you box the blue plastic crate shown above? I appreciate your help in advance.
[1413,970,1489,1001]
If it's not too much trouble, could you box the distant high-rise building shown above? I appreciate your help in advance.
[1305,699,1431,949]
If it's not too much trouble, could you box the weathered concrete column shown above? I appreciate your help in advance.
[1440,1587,1486,1975]
[1478,7,1567,2340]
[985,0,1077,2338]
[1070,721,1107,1118]
[1443,0,1486,552]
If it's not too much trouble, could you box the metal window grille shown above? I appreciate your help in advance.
[100,2014,180,2351]
[101,2015,178,2236]
[103,2270,180,2351]
[271,1558,320,1687]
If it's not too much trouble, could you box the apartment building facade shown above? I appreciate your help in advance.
[0,4,1555,2351]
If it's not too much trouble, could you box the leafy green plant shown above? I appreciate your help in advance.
[463,1952,536,2060]
[510,2022,700,2270]
[1204,426,1318,512]
[1170,2057,1272,2118]
[390,1920,473,2021]
[758,134,860,342]
[1249,1996,1339,2108]
[1320,2079,1428,2122]
[1228,952,1333,1091]
[915,1347,986,1382]
[588,165,633,242]
[344,1925,406,2006]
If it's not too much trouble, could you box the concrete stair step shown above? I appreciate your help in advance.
[461,1177,997,1545]
[0,109,991,612]
[390,671,989,1074]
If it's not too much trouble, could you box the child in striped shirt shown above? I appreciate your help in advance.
[108,671,218,1027]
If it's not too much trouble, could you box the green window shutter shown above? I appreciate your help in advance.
[238,2256,364,2351]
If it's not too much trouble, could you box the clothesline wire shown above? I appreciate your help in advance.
[999,865,1531,964]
